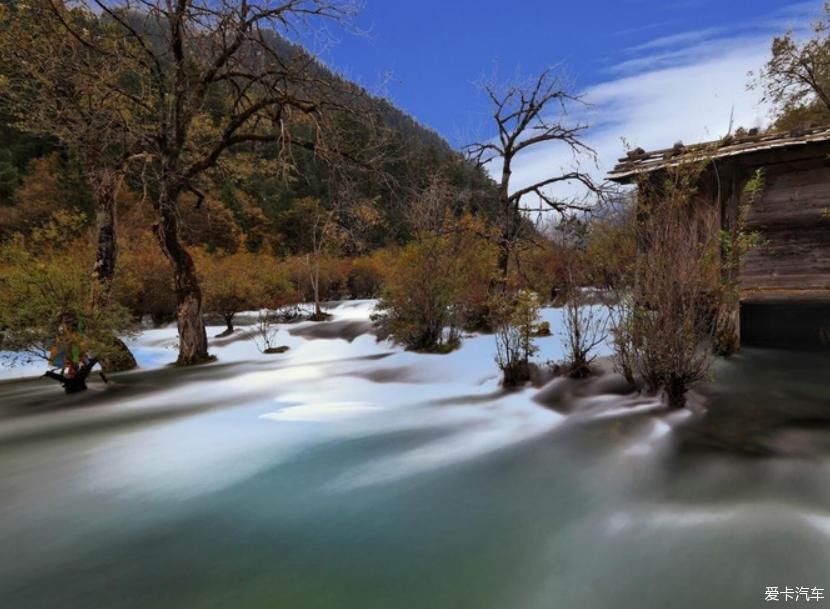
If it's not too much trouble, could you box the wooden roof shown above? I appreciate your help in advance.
[608,125,830,183]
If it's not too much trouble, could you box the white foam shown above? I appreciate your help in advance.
[261,401,381,422]
[0,301,621,499]
[326,392,564,491]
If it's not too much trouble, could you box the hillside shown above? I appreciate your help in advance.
[0,28,494,251]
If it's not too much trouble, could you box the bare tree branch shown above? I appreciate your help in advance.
[464,67,606,278]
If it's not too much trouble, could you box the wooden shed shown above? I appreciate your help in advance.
[608,126,830,349]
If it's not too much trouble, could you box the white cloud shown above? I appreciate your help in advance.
[585,40,770,169]
[625,27,724,53]
[608,33,753,76]
[496,18,806,207]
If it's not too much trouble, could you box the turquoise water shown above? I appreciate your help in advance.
[0,346,828,609]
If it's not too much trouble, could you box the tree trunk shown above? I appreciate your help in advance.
[313,268,322,317]
[665,379,688,409]
[90,169,119,291]
[154,184,210,366]
[497,185,513,279]
[89,168,137,372]
[496,238,510,279]
[308,253,326,321]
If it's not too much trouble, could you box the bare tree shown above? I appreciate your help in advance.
[297,137,391,320]
[302,197,345,320]
[32,0,359,365]
[465,67,603,279]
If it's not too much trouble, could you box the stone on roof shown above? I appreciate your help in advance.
[608,125,830,183]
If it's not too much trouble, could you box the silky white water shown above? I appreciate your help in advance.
[1,301,827,609]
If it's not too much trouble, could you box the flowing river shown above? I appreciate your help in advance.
[1,302,828,609]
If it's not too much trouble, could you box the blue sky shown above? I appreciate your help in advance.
[307,0,823,195]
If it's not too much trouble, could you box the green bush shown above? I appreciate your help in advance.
[0,211,135,367]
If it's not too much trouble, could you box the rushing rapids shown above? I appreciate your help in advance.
[1,301,828,609]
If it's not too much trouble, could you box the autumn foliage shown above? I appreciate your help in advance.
[0,212,133,365]
[374,212,497,352]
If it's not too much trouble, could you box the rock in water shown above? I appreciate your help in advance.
[264,346,290,354]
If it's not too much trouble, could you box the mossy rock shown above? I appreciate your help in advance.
[264,345,290,354]
[535,321,552,337]
[100,338,139,372]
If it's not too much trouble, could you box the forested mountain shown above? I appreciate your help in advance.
[0,25,494,252]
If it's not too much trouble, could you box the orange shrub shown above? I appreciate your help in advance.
[114,230,177,325]
[197,249,295,332]
[283,254,352,303]
[347,254,386,299]
[511,240,571,303]
[374,213,497,351]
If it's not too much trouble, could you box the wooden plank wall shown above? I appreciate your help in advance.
[740,161,830,294]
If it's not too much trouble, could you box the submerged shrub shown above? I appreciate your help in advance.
[612,163,722,407]
[374,212,496,352]
[251,310,273,353]
[198,250,293,334]
[374,236,463,352]
[492,289,541,387]
[562,292,608,378]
